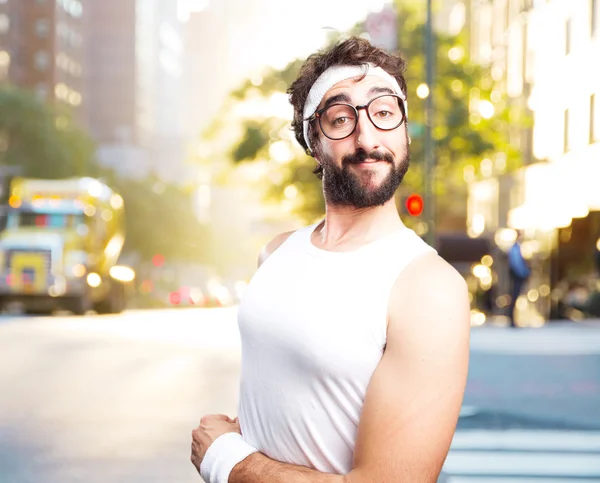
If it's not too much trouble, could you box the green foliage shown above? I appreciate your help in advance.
[232,121,270,162]
[100,173,213,264]
[231,59,304,100]
[392,6,524,216]
[0,86,96,178]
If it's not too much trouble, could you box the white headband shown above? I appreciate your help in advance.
[302,63,406,151]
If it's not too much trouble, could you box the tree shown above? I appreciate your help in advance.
[199,5,527,230]
[388,2,525,230]
[0,86,97,178]
[0,86,211,265]
[94,172,213,265]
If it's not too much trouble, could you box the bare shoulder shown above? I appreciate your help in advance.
[257,230,296,268]
[401,251,468,293]
[389,251,470,332]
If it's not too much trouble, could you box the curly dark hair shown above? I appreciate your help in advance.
[288,37,408,178]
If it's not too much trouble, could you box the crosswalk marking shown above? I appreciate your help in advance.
[445,477,596,483]
[441,430,600,482]
[444,451,600,477]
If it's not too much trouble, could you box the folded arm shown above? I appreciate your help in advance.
[230,253,470,483]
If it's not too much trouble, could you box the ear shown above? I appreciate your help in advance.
[311,144,322,165]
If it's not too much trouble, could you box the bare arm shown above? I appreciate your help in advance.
[346,254,470,482]
[230,253,470,483]
[230,453,344,483]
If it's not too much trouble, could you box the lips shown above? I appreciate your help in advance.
[342,150,395,166]
[351,159,388,165]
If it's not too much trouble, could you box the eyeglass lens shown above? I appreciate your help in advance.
[319,95,404,140]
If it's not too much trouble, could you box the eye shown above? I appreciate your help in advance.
[333,116,351,125]
[374,110,392,118]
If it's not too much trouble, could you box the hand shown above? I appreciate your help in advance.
[190,414,241,473]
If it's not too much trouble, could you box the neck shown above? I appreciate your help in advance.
[314,197,405,251]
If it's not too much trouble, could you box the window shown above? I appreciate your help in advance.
[592,0,598,37]
[0,13,9,35]
[35,83,49,101]
[69,31,82,48]
[34,50,50,71]
[520,0,533,11]
[566,18,572,55]
[0,50,9,80]
[61,0,83,18]
[522,22,528,86]
[592,94,598,143]
[35,18,50,38]
[564,108,570,153]
[16,213,82,229]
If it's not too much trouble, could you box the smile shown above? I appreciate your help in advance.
[353,159,388,165]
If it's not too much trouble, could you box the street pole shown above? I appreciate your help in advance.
[424,0,436,248]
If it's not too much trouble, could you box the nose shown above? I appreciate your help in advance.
[354,108,380,152]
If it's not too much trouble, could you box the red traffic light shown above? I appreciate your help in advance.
[152,254,165,267]
[405,194,424,216]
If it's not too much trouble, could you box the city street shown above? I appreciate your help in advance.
[1,308,599,483]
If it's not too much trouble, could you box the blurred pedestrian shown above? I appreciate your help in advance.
[594,235,600,276]
[191,37,470,483]
[507,232,531,327]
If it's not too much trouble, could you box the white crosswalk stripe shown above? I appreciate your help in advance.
[441,430,600,482]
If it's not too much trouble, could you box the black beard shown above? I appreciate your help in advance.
[321,149,409,209]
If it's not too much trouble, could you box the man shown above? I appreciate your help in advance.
[191,37,470,483]
[507,232,530,327]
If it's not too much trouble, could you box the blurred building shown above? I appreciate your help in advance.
[85,0,136,144]
[183,8,233,141]
[0,0,86,123]
[182,0,270,140]
[137,0,188,183]
[86,0,188,183]
[436,0,468,35]
[467,0,600,322]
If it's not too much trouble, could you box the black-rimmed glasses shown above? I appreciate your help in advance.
[306,94,406,141]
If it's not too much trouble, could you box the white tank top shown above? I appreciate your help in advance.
[237,223,436,474]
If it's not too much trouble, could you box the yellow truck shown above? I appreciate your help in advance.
[0,177,135,315]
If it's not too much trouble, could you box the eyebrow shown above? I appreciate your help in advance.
[321,93,351,110]
[320,86,397,111]
[368,86,395,96]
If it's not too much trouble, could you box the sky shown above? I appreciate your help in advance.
[239,0,391,70]
[179,0,392,72]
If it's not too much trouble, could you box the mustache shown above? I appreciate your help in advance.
[342,149,394,165]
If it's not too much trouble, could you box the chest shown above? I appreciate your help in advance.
[238,252,391,381]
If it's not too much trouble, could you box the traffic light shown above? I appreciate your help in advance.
[405,193,424,216]
[152,254,165,267]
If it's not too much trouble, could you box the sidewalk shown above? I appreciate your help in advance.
[483,314,600,328]
[470,318,600,354]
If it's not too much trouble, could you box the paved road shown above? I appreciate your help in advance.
[0,309,599,482]
[465,324,600,429]
[0,308,242,483]
[444,323,600,481]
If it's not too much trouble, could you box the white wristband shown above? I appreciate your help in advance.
[200,432,258,483]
